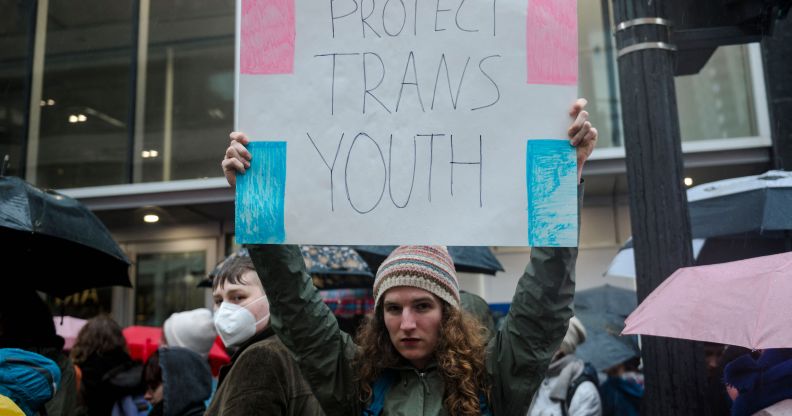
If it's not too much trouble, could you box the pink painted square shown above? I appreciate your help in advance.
[241,0,296,75]
[526,0,578,85]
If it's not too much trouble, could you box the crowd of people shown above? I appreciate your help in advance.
[2,99,790,415]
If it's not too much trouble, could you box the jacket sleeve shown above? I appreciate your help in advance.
[486,185,582,416]
[248,244,359,416]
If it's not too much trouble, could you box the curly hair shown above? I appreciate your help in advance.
[70,315,128,365]
[353,301,490,415]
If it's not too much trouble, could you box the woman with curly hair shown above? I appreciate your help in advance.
[222,99,597,415]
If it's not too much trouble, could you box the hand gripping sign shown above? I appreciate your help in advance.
[235,0,579,246]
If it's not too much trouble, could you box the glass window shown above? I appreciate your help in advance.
[32,0,134,189]
[578,1,761,149]
[578,0,623,148]
[0,0,34,177]
[139,0,235,183]
[676,45,758,141]
[11,0,768,189]
[134,251,206,326]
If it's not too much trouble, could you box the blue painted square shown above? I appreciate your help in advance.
[526,140,578,247]
[235,141,287,244]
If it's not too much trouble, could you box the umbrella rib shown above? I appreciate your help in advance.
[759,187,768,234]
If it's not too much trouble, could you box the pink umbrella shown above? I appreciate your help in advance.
[623,251,792,350]
[52,316,87,351]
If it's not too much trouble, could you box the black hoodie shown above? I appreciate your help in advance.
[155,347,212,416]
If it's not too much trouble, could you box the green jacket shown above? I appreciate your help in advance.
[249,240,576,416]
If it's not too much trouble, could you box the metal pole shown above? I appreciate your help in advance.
[25,0,49,184]
[611,1,710,414]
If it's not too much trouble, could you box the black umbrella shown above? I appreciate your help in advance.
[606,170,792,278]
[0,176,131,296]
[354,246,505,275]
[575,284,636,317]
[574,285,640,371]
[688,170,792,238]
[575,310,640,372]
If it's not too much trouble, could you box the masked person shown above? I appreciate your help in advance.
[204,253,325,416]
[222,99,597,415]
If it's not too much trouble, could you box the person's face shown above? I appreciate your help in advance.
[212,270,270,332]
[703,344,723,372]
[382,287,443,370]
[144,383,163,405]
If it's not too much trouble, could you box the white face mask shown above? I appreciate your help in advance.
[213,295,270,347]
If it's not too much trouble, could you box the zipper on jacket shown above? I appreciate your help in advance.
[417,370,430,395]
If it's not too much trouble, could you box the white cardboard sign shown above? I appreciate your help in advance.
[235,0,579,246]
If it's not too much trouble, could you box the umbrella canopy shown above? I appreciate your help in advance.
[122,325,230,376]
[575,284,637,317]
[606,233,792,278]
[623,251,792,350]
[574,285,640,371]
[606,239,705,278]
[576,311,640,372]
[605,170,792,278]
[0,176,131,296]
[302,245,374,289]
[200,245,374,289]
[688,170,792,238]
[354,246,505,275]
[301,245,372,276]
[52,316,87,351]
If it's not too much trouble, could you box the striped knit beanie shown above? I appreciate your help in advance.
[373,246,460,309]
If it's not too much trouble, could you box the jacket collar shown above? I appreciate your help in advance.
[217,327,275,387]
[391,359,439,373]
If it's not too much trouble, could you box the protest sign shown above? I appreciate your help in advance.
[235,0,578,246]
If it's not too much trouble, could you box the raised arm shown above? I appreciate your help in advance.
[223,132,359,415]
[486,201,580,416]
[247,244,358,416]
[486,99,596,416]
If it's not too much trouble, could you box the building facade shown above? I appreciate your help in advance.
[0,0,774,325]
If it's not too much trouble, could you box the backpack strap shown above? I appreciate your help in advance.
[562,362,600,416]
[362,370,396,416]
[479,391,492,416]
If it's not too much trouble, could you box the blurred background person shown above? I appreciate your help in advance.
[599,356,643,416]
[70,315,145,415]
[528,316,602,416]
[162,309,216,358]
[0,289,78,416]
[0,348,62,416]
[142,347,212,416]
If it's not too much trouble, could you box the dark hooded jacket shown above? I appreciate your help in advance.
[78,348,144,415]
[724,349,792,416]
[205,328,325,416]
[149,347,212,416]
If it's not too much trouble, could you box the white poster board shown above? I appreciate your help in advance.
[235,0,579,246]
